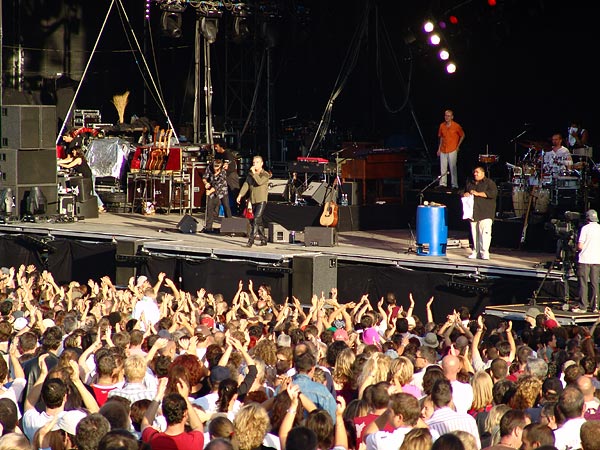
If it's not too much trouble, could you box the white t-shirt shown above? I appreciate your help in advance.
[579,222,600,264]
[132,296,160,329]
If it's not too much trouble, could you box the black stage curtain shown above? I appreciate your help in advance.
[0,236,43,269]
[47,240,116,284]
[337,264,556,320]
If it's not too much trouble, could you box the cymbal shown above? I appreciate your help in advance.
[517,140,550,151]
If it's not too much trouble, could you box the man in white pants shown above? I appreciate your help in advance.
[463,166,497,260]
[574,209,600,313]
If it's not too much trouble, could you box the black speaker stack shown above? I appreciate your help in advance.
[0,105,58,218]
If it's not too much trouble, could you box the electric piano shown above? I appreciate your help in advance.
[339,144,407,204]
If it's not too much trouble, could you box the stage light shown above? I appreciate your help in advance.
[145,0,151,19]
[449,15,459,25]
[423,20,435,33]
[446,62,457,73]
[429,34,441,45]
[233,16,250,42]
[201,17,219,43]
[488,0,497,6]
[439,49,450,60]
[161,11,183,38]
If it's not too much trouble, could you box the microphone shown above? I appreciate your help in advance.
[436,171,449,180]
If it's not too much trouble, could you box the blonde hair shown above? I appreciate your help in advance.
[470,370,493,411]
[333,348,355,385]
[485,404,511,445]
[0,433,33,450]
[357,352,391,387]
[232,403,271,450]
[399,427,432,450]
[509,375,542,410]
[123,354,147,381]
[450,430,478,450]
[391,356,415,386]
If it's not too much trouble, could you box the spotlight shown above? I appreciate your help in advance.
[446,62,457,74]
[161,11,183,38]
[200,17,219,43]
[233,16,250,43]
[423,20,435,33]
[439,49,450,60]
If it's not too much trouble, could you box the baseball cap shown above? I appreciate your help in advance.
[406,316,416,330]
[526,307,542,319]
[0,267,9,276]
[587,209,599,222]
[276,333,291,347]
[210,366,231,384]
[333,329,349,342]
[420,332,439,349]
[200,316,215,328]
[543,319,559,329]
[52,410,88,435]
[42,318,55,329]
[13,317,28,332]
[136,275,148,287]
[455,335,469,349]
[362,328,381,346]
[542,377,564,396]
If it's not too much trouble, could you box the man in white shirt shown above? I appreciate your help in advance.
[363,393,431,450]
[22,374,68,441]
[132,288,160,331]
[543,133,572,177]
[553,386,587,450]
[441,354,473,414]
[575,209,600,313]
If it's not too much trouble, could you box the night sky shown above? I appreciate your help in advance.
[2,0,596,182]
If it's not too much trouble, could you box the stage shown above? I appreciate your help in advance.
[0,195,584,322]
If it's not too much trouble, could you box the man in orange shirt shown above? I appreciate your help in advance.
[437,109,465,190]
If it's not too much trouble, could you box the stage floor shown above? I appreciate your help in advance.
[0,208,563,281]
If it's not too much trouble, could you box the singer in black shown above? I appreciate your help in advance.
[462,166,497,260]
[237,155,270,247]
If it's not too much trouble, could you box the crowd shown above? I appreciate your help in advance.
[1,265,600,450]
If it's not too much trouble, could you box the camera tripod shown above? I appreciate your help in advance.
[529,237,576,308]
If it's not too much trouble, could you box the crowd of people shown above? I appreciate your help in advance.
[1,266,600,450]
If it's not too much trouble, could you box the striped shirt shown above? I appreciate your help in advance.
[426,407,482,449]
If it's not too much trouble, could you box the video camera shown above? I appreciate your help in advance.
[544,211,581,263]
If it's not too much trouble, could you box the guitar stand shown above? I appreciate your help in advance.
[404,222,418,254]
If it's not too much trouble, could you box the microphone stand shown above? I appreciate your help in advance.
[509,128,528,165]
[418,172,448,205]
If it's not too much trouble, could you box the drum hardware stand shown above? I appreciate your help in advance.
[404,221,417,254]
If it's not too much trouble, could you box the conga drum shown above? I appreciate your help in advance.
[512,185,529,218]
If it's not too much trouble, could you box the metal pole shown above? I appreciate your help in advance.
[266,47,271,164]
[193,16,201,143]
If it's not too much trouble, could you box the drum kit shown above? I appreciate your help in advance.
[507,140,583,218]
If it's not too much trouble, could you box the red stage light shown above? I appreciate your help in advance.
[449,15,458,25]
[488,0,497,6]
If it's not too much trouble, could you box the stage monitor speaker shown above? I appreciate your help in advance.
[76,197,99,219]
[68,177,94,202]
[292,255,338,305]
[268,179,289,202]
[304,226,337,247]
[341,182,360,206]
[0,148,58,185]
[220,217,249,236]
[1,105,56,149]
[269,222,290,243]
[301,181,328,205]
[177,214,198,234]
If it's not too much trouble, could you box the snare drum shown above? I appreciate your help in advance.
[512,186,530,218]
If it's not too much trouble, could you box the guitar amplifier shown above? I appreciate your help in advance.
[304,226,337,247]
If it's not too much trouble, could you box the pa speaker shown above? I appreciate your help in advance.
[177,214,198,234]
[292,255,338,305]
[220,217,250,236]
[301,181,328,205]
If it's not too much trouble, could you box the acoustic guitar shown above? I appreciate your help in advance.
[148,129,166,171]
[320,178,339,227]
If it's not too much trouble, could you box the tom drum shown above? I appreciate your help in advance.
[512,186,530,218]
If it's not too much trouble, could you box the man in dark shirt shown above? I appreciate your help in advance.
[202,159,231,233]
[214,139,240,214]
[463,166,497,260]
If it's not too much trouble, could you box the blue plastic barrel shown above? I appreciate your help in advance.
[416,205,448,256]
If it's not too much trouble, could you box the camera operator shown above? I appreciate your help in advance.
[575,209,600,313]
